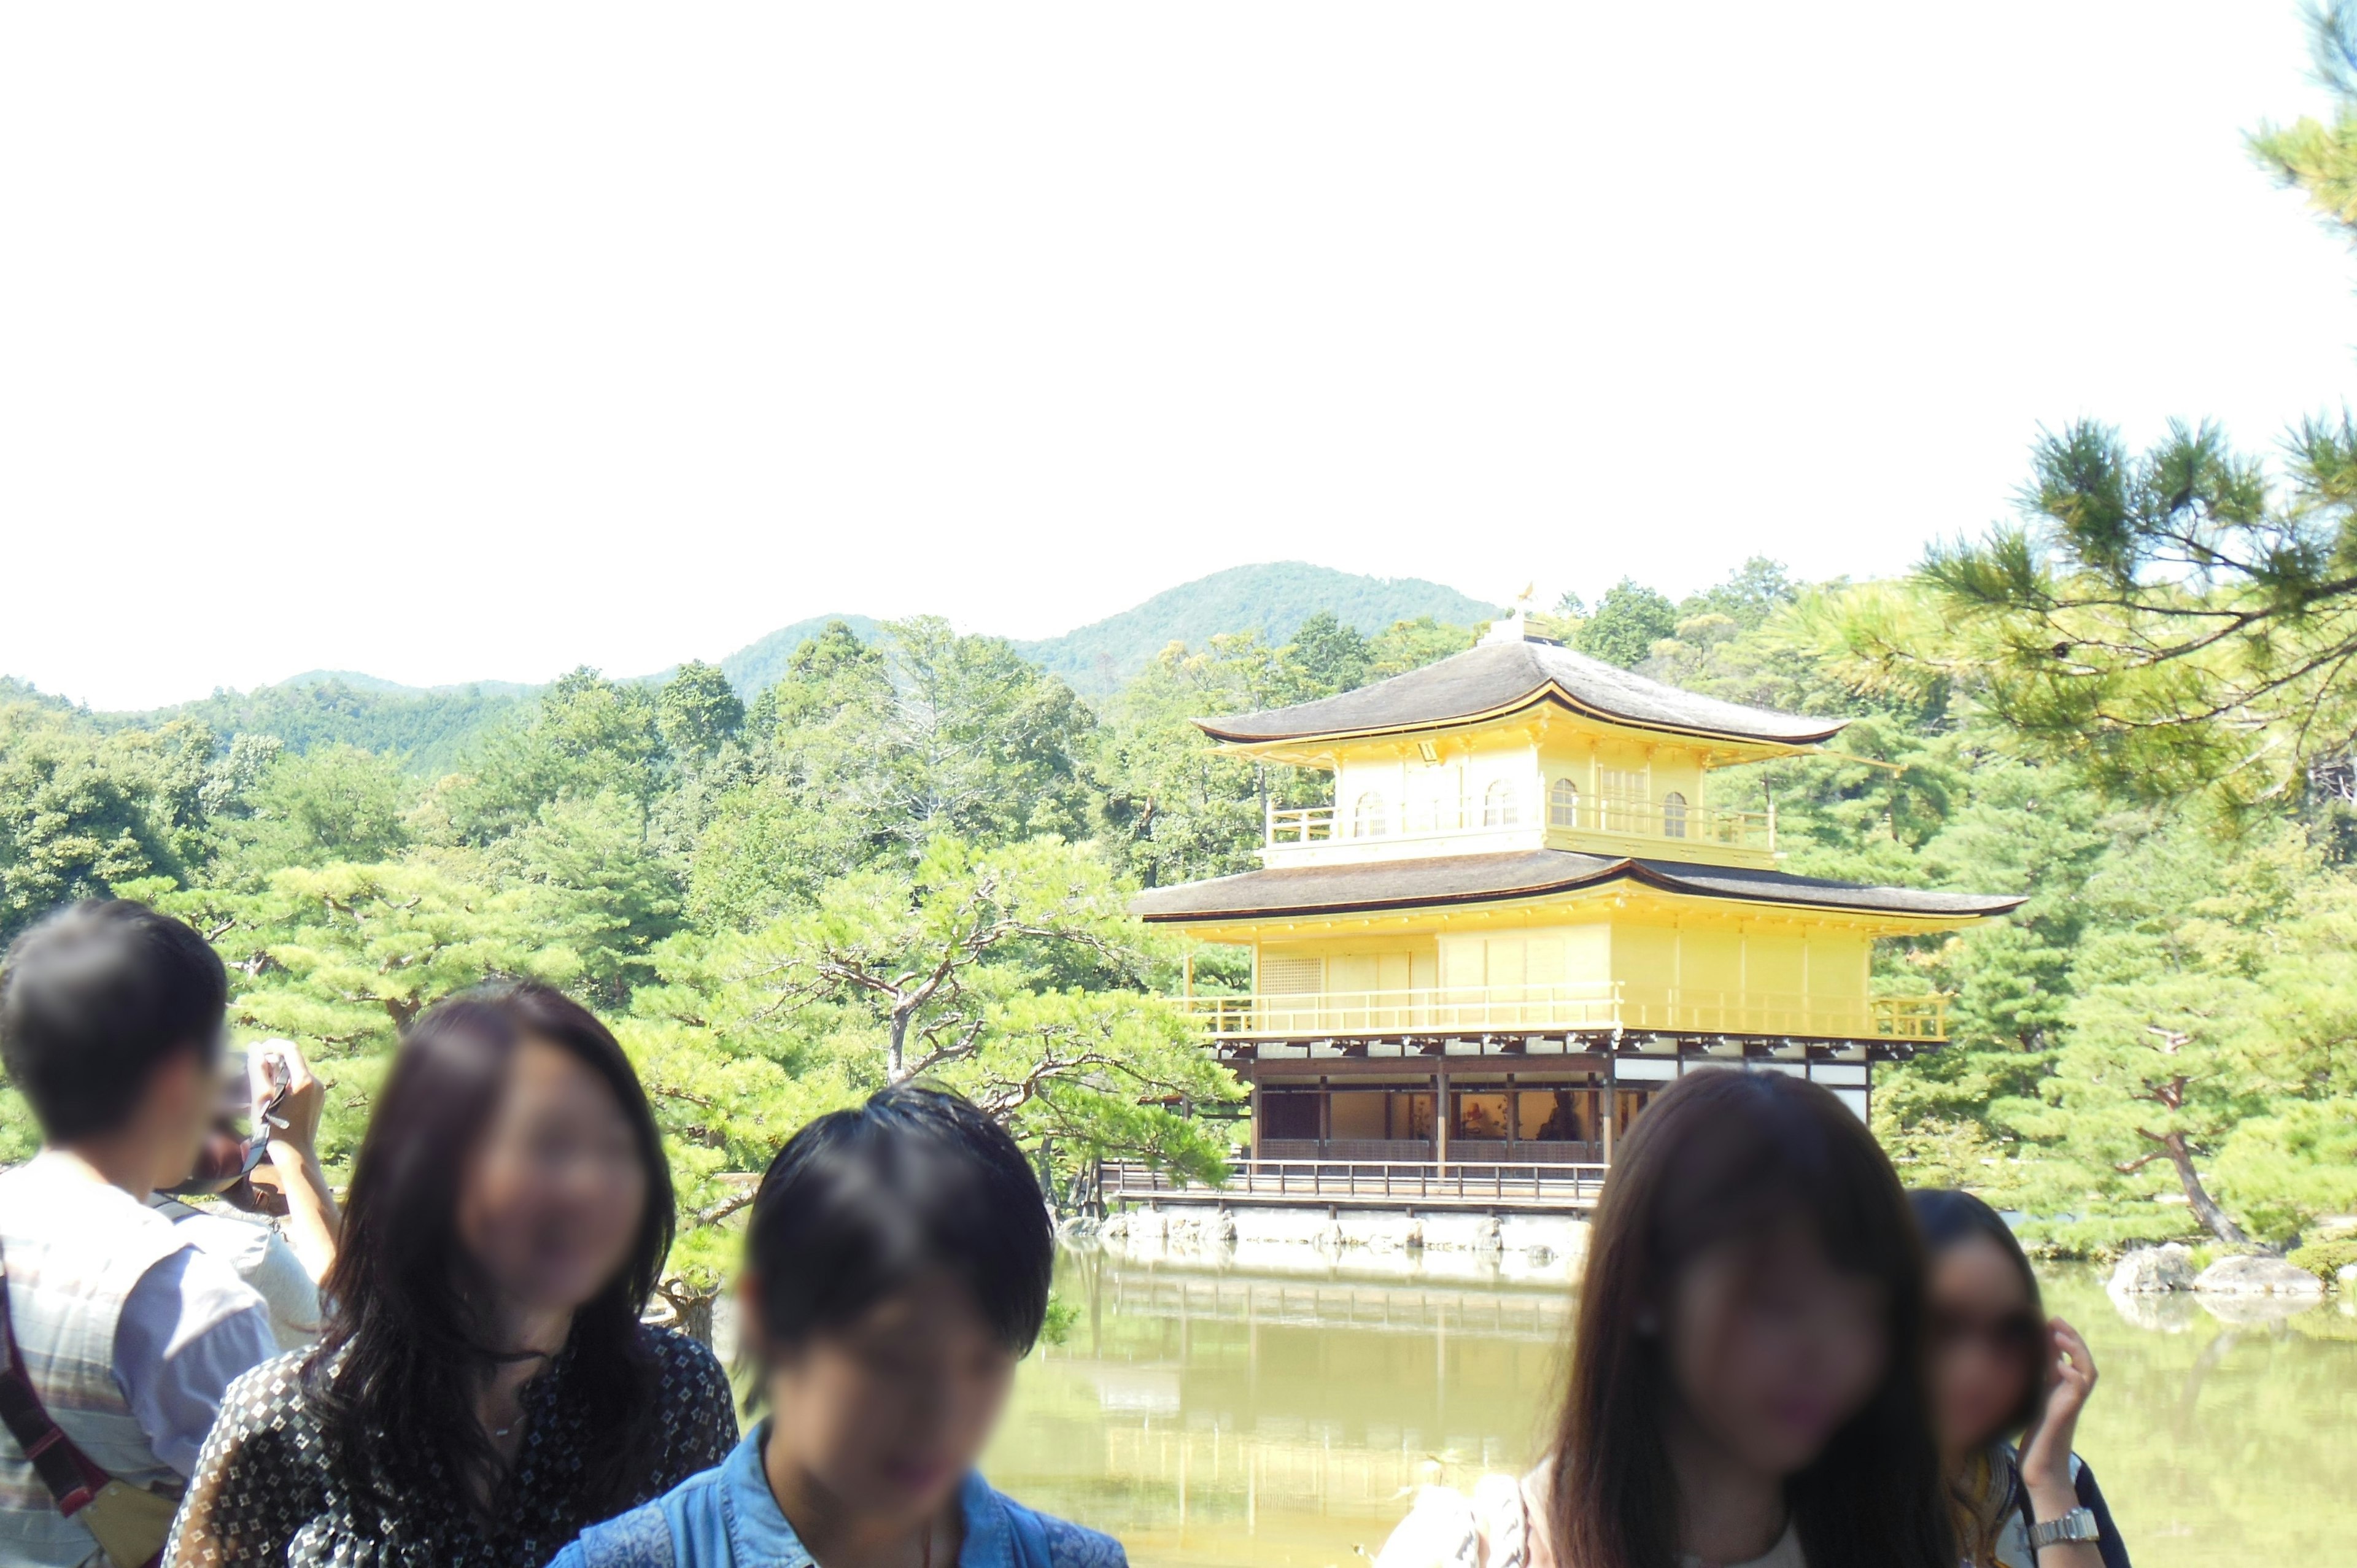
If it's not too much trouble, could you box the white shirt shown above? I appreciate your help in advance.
[145,1195,324,1352]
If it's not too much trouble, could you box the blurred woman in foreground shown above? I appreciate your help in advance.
[166,982,735,1566]
[1378,1070,1953,1568]
[1911,1190,2127,1567]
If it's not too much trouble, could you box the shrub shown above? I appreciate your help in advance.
[2286,1237,2357,1285]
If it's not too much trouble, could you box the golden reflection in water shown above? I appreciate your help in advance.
[983,1249,2357,1568]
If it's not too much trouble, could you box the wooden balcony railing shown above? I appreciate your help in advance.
[1172,984,1948,1042]
[1101,1156,1610,1210]
[1266,789,1775,854]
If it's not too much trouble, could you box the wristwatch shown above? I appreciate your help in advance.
[2027,1507,2102,1550]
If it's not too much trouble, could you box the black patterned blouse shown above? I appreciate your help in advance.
[165,1327,737,1568]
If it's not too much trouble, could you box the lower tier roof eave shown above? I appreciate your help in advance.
[1129,846,2024,925]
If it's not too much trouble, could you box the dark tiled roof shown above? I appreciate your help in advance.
[1129,848,2025,922]
[1198,638,1846,746]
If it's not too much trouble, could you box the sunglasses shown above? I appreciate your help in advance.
[1929,1307,2043,1357]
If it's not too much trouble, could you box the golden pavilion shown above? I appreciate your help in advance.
[1129,614,2022,1179]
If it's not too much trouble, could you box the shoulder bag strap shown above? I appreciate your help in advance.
[0,1239,117,1517]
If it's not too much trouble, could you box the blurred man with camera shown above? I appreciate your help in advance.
[144,1036,340,1353]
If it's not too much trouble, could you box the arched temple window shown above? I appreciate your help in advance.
[1483,779,1519,827]
[1353,791,1390,837]
[1547,776,1580,828]
[1662,790,1689,838]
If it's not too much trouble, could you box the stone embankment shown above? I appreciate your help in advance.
[2108,1242,2329,1305]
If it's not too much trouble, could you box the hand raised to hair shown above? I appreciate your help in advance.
[2018,1316,2097,1491]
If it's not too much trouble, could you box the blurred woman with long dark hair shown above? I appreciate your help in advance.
[1910,1190,2126,1568]
[1379,1069,1953,1568]
[165,981,735,1567]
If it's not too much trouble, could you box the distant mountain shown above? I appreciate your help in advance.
[1012,563,1499,694]
[97,676,533,776]
[277,669,545,701]
[48,565,1495,765]
[695,565,1495,699]
[710,614,884,698]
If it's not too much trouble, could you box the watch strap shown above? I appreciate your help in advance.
[2026,1505,2100,1548]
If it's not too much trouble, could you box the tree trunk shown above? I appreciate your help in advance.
[654,1276,721,1346]
[888,1005,910,1081]
[2159,1129,2250,1246]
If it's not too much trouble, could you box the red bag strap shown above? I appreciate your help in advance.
[0,1239,117,1518]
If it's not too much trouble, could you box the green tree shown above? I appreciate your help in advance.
[1574,579,1679,669]
[2010,972,2269,1248]
[1911,418,2357,806]
[149,852,592,1168]
[1679,558,1798,630]
[495,792,685,1006]
[652,836,1237,1185]
[1895,9,2357,810]
[1282,611,1373,697]
[878,618,1094,849]
[0,701,184,938]
[657,660,745,764]
[219,743,411,878]
[1366,617,1478,680]
[447,668,666,840]
[1092,634,1290,890]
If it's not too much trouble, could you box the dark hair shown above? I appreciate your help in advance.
[0,900,228,1143]
[1550,1069,1953,1568]
[309,980,675,1514]
[1908,1188,2045,1444]
[746,1083,1051,1365]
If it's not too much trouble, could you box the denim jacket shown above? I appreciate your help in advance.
[545,1424,1129,1568]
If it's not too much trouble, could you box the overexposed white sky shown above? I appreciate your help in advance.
[5,4,2356,709]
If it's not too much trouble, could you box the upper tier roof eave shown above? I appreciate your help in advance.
[1195,638,1849,749]
[1129,848,2026,924]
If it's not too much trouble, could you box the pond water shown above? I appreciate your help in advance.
[985,1248,2356,1568]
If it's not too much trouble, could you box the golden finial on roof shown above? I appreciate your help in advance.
[1484,582,1540,646]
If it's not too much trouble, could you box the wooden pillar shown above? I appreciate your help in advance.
[1434,1064,1451,1175]
[1601,1076,1615,1167]
[1183,949,1194,998]
[1248,1073,1263,1166]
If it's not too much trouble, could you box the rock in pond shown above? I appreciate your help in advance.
[2109,1243,2197,1294]
[2193,1254,2327,1296]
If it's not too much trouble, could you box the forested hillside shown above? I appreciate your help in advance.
[18,563,1495,775]
[1012,562,1499,694]
[99,676,533,776]
[7,560,2355,1289]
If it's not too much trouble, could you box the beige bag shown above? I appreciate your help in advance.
[79,1477,182,1567]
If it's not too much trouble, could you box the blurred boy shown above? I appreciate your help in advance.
[548,1085,1126,1568]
